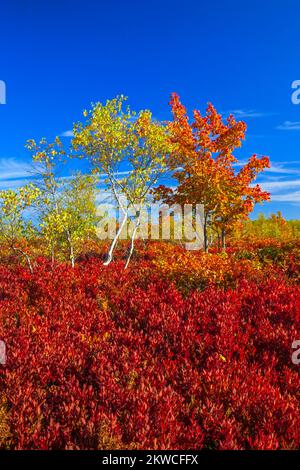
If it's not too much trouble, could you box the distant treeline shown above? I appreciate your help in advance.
[232,212,300,240]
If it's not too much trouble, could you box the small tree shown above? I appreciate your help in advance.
[212,154,270,251]
[73,96,173,267]
[0,184,40,272]
[154,93,270,252]
[26,137,66,264]
[55,173,99,267]
[27,138,99,267]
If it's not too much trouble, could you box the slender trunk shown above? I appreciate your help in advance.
[221,229,226,252]
[66,231,75,268]
[204,216,208,253]
[124,216,140,269]
[104,212,128,266]
[12,247,33,274]
[70,244,75,268]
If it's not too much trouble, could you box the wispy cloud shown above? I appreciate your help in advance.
[0,158,137,192]
[0,178,31,190]
[259,179,300,191]
[235,160,300,176]
[265,163,300,176]
[271,191,300,202]
[223,109,275,118]
[0,158,36,190]
[276,121,300,131]
[0,158,32,181]
[60,130,74,137]
[1,157,300,207]
[244,158,300,204]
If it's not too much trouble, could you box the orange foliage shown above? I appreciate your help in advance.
[146,242,264,293]
[153,93,270,251]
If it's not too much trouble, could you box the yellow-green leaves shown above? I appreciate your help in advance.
[0,184,41,271]
[72,95,174,266]
[73,96,173,207]
[0,184,40,218]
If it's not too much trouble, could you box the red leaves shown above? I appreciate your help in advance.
[0,256,299,449]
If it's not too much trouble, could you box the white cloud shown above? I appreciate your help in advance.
[265,164,300,175]
[0,178,31,190]
[60,130,74,137]
[275,160,300,165]
[223,109,275,118]
[0,158,32,181]
[271,191,300,202]
[235,160,300,178]
[277,121,300,130]
[259,179,300,191]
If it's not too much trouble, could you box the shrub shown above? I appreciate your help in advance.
[0,258,299,449]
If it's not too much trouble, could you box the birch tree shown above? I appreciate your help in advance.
[0,184,40,272]
[27,138,99,267]
[73,96,173,267]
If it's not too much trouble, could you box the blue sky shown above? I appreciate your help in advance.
[1,0,300,218]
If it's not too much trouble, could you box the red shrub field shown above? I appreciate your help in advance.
[0,94,299,451]
[3,1,300,460]
[0,242,299,450]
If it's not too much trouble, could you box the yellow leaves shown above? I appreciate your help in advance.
[0,184,40,216]
[38,172,99,264]
[219,354,227,362]
[72,96,172,210]
[0,184,41,263]
[27,137,65,169]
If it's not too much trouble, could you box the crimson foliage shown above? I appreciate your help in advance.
[0,259,299,449]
